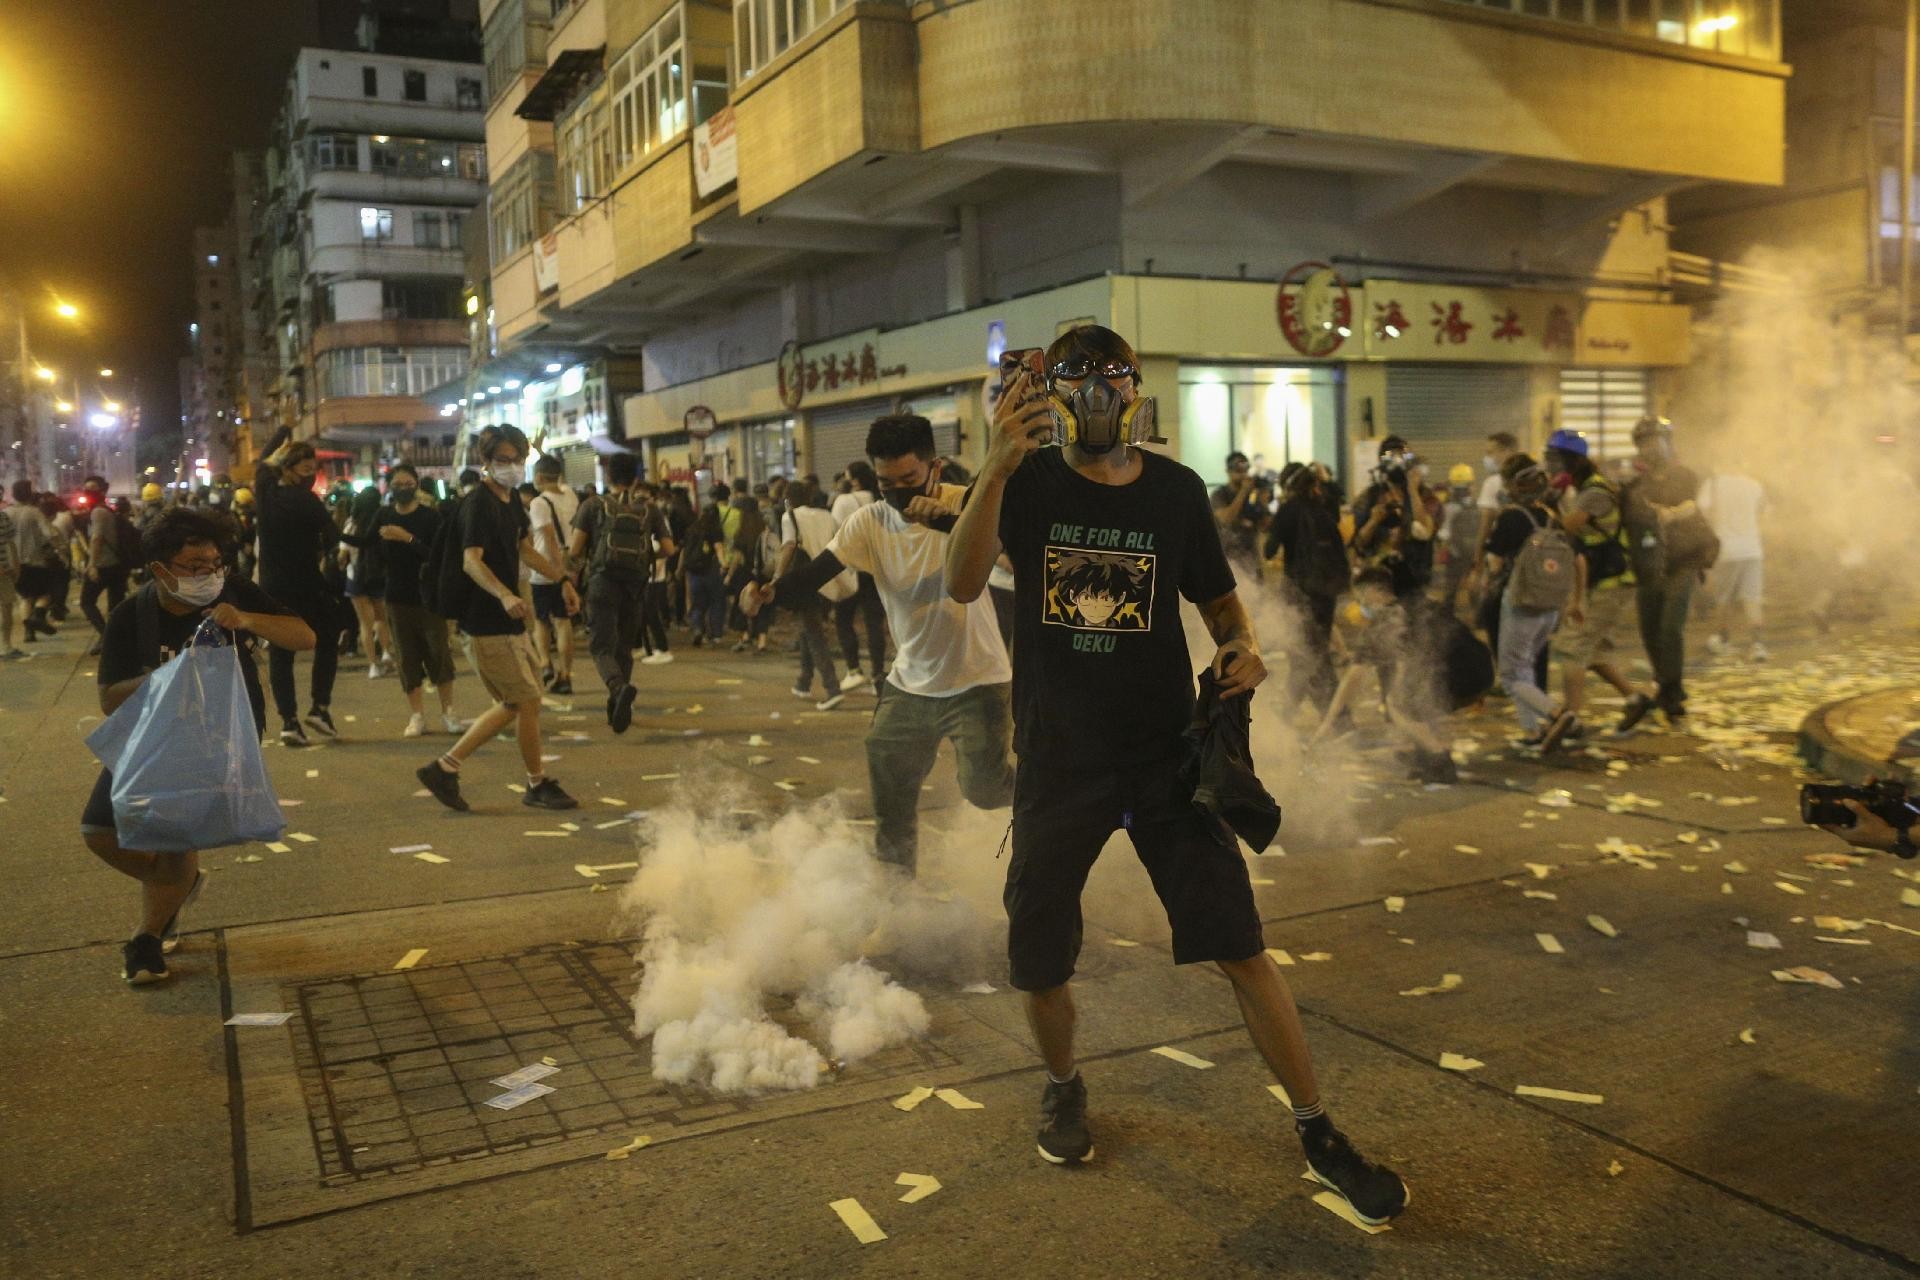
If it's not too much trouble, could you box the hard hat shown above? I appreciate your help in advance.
[233,486,254,506]
[1447,463,1475,486]
[141,482,163,502]
[1546,429,1589,457]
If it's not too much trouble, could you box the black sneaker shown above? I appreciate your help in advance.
[610,683,637,735]
[1301,1120,1409,1226]
[122,933,169,986]
[551,677,573,695]
[160,868,207,955]
[1036,1074,1094,1165]
[305,706,339,738]
[523,778,579,811]
[1615,692,1655,734]
[1414,750,1458,785]
[416,760,469,811]
[1540,708,1581,754]
[280,718,310,748]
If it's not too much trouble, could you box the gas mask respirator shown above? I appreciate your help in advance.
[1045,375,1163,454]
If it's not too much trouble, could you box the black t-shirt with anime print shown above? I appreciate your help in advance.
[997,447,1237,773]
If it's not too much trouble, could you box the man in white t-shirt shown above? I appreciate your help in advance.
[747,416,1013,872]
[1699,466,1767,661]
[527,455,581,693]
[1470,430,1519,581]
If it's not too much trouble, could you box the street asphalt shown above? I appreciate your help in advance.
[1,602,1916,1279]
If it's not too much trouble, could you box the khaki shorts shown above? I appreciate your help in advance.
[1555,580,1635,667]
[0,570,16,609]
[462,631,543,707]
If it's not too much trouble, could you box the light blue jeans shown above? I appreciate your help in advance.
[1498,599,1560,734]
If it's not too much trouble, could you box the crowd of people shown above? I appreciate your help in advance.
[21,320,1821,1234]
[1217,413,1768,778]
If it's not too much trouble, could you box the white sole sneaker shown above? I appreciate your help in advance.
[403,715,427,738]
[817,694,846,710]
[841,672,866,691]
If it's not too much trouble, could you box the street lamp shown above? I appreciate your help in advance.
[54,400,72,413]
[98,368,114,378]
[89,412,118,429]
[33,365,54,382]
[54,302,79,320]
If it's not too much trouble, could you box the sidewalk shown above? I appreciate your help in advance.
[1799,686,1920,787]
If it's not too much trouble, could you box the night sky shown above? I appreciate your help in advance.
[0,2,317,453]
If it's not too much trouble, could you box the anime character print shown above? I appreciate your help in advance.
[1043,546,1155,632]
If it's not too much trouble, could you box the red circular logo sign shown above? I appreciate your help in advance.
[776,341,805,411]
[1277,262,1353,358]
[684,405,717,439]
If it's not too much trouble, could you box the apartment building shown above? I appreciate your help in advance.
[462,0,1787,490]
[248,45,489,480]
[181,225,241,480]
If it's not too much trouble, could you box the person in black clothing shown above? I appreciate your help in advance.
[833,459,889,686]
[1351,436,1442,600]
[568,452,674,732]
[84,508,314,986]
[945,324,1407,1226]
[1263,462,1350,712]
[343,483,395,679]
[415,425,581,813]
[1620,415,1705,728]
[368,463,461,737]
[1211,450,1274,571]
[253,429,343,747]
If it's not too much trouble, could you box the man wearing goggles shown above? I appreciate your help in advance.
[945,325,1407,1225]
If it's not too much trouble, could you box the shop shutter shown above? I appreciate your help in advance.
[1557,368,1649,464]
[1384,365,1532,481]
[898,390,963,459]
[805,398,892,481]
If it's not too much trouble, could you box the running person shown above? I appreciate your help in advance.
[944,325,1407,1224]
[86,509,314,984]
[747,415,1013,872]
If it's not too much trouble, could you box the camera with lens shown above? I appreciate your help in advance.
[1800,780,1920,857]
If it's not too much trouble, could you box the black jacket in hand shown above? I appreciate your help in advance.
[1181,668,1282,853]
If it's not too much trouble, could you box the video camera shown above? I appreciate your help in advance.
[1800,780,1920,858]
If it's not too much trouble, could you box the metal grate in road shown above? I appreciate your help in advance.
[286,942,956,1182]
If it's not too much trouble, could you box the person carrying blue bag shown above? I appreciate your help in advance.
[82,509,314,987]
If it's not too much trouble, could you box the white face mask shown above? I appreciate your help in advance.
[1483,454,1498,474]
[489,462,521,488]
[166,571,223,608]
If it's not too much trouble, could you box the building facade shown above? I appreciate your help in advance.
[245,45,490,481]
[459,0,1787,492]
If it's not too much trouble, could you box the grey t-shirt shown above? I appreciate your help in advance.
[88,506,120,569]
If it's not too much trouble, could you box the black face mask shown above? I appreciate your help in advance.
[880,463,938,511]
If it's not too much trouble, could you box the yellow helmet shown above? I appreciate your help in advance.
[233,486,254,506]
[1447,463,1475,487]
[140,482,163,502]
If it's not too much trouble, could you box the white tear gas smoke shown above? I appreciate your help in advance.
[1667,248,1920,617]
[620,786,1004,1095]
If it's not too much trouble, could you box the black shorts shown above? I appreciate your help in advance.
[531,582,570,624]
[1003,756,1265,992]
[80,769,116,834]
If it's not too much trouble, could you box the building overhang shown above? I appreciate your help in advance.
[514,47,604,122]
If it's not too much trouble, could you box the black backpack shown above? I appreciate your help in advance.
[113,509,144,568]
[1285,502,1351,600]
[592,493,654,582]
[682,510,721,575]
[419,495,473,621]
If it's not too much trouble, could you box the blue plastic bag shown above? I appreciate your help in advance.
[85,618,285,852]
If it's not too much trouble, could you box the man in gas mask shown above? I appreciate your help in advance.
[944,326,1408,1226]
[1620,415,1709,729]
[745,414,1013,872]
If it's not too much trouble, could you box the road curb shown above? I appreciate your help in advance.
[1797,688,1920,787]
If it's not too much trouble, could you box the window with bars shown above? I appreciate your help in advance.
[608,6,690,175]
[733,0,875,83]
[1441,0,1777,61]
[488,151,558,262]
[557,85,612,213]
[483,0,551,103]
[309,133,360,171]
[321,346,470,399]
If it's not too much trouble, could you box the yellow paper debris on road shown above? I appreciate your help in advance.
[828,1198,887,1244]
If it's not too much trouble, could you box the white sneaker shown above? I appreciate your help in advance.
[368,662,383,679]
[817,693,846,711]
[641,651,673,665]
[403,713,427,738]
[792,686,814,701]
[441,713,464,734]
[840,671,867,691]
[1749,642,1769,662]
